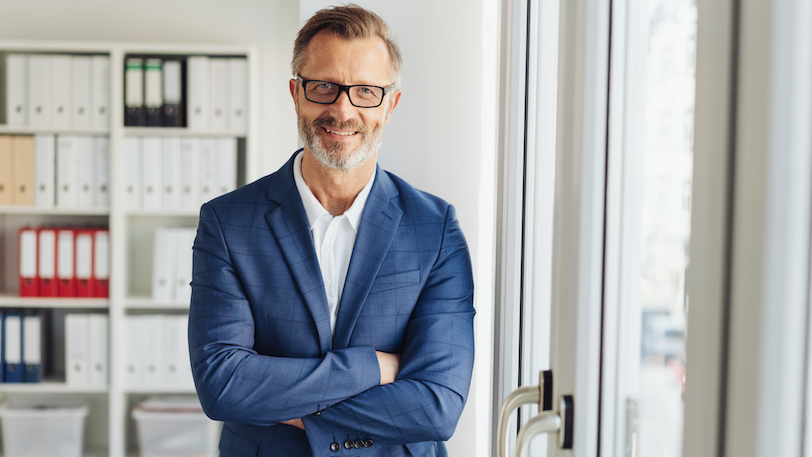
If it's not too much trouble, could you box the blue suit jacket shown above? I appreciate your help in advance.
[189,151,475,457]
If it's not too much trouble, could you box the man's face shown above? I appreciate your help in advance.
[291,31,401,171]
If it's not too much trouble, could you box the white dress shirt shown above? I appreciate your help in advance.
[293,151,375,335]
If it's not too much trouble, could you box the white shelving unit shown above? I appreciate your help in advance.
[0,40,258,457]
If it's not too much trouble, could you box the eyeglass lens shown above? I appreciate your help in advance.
[305,81,384,107]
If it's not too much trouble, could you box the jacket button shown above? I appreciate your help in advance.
[364,439,374,448]
[344,440,354,449]
[354,440,364,449]
[330,442,340,452]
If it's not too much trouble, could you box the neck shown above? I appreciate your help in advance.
[301,149,376,216]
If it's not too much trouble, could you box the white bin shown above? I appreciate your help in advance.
[0,403,88,457]
[132,397,220,457]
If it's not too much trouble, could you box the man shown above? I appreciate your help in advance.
[189,5,475,456]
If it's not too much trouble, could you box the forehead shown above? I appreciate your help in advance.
[300,30,391,85]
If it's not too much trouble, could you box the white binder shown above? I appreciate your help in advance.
[161,137,181,210]
[65,313,89,387]
[4,315,22,381]
[22,314,42,382]
[123,136,142,209]
[51,55,72,129]
[71,55,92,128]
[228,58,248,134]
[174,228,195,304]
[28,55,54,128]
[91,55,110,129]
[199,138,217,203]
[95,137,110,208]
[152,228,177,303]
[217,137,238,196]
[38,228,57,293]
[124,316,145,388]
[209,58,228,132]
[88,313,108,388]
[56,135,80,208]
[180,137,201,210]
[34,135,55,208]
[5,54,28,126]
[187,56,210,131]
[77,136,96,209]
[142,314,163,388]
[164,315,193,388]
[141,136,162,210]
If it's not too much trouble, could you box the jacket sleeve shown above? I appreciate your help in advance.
[300,205,476,456]
[188,202,381,425]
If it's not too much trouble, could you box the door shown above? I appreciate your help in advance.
[495,0,701,456]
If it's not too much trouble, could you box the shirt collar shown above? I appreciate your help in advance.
[293,150,376,232]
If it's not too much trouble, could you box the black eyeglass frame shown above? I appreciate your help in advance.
[296,75,397,108]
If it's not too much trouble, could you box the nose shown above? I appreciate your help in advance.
[329,89,357,121]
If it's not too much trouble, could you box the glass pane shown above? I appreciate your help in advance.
[616,0,696,456]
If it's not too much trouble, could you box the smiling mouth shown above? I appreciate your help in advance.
[322,127,358,136]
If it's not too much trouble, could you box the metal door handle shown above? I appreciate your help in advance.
[514,395,574,457]
[496,371,553,457]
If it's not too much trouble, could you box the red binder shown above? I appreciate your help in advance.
[18,228,39,297]
[93,229,110,298]
[56,228,77,297]
[37,228,58,297]
[75,229,95,298]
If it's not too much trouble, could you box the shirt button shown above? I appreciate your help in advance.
[344,440,354,449]
[354,440,364,449]
[364,439,374,448]
[330,442,340,452]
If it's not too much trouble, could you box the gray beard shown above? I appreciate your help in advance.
[298,114,385,170]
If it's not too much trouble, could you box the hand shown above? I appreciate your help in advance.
[281,418,305,430]
[375,351,401,385]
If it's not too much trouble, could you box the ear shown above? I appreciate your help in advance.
[290,79,300,113]
[384,90,402,124]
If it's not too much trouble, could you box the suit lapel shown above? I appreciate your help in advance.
[264,153,332,352]
[333,168,402,349]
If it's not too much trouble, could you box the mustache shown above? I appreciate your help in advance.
[312,115,366,133]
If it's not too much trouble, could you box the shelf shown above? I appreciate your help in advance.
[125,297,190,311]
[124,209,199,218]
[123,127,246,138]
[122,386,197,395]
[0,382,108,393]
[0,125,109,136]
[0,206,109,216]
[0,296,109,309]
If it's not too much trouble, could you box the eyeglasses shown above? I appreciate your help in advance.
[297,75,396,108]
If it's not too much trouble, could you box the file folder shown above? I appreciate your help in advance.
[152,228,176,303]
[145,58,163,127]
[5,54,28,127]
[180,138,201,210]
[164,315,192,387]
[142,314,163,388]
[199,138,217,204]
[56,136,80,208]
[91,55,110,129]
[209,58,228,132]
[52,55,72,129]
[228,58,248,134]
[75,229,95,298]
[71,55,93,129]
[38,228,58,297]
[3,314,23,382]
[174,229,195,304]
[65,313,89,386]
[77,136,96,209]
[22,314,42,383]
[124,316,145,388]
[93,229,110,298]
[217,137,238,196]
[95,137,110,208]
[88,313,108,387]
[161,137,181,210]
[187,56,210,131]
[28,55,54,128]
[34,134,55,208]
[57,228,77,297]
[125,57,145,126]
[0,135,12,205]
[141,136,162,210]
[12,135,35,205]
[123,137,142,209]
[163,59,184,127]
[18,227,38,297]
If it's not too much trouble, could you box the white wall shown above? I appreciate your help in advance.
[0,0,301,176]
[297,2,499,455]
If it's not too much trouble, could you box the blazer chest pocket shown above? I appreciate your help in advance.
[368,269,421,294]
